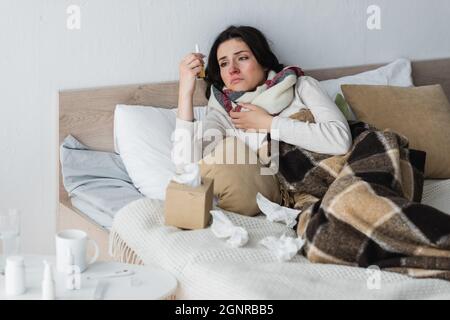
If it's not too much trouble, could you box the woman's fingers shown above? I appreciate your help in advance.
[184,53,205,65]
[183,53,202,62]
[230,111,247,119]
[231,118,245,124]
[187,59,204,75]
[233,121,243,128]
[191,65,203,76]
[239,103,258,111]
[180,57,203,75]
[188,59,204,69]
[181,53,204,76]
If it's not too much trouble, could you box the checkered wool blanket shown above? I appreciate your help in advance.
[272,109,450,280]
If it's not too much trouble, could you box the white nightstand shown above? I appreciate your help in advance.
[0,255,177,300]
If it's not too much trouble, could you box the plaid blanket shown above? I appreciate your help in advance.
[271,109,450,280]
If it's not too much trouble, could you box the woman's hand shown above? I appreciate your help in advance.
[230,103,274,132]
[179,52,205,98]
[178,52,205,121]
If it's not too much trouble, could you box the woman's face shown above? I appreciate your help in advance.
[217,38,267,91]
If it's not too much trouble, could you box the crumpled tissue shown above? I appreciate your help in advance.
[172,163,201,187]
[256,192,301,228]
[210,210,249,248]
[260,234,305,262]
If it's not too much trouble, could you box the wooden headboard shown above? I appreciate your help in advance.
[59,57,450,205]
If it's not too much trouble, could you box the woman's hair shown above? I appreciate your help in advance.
[204,25,284,99]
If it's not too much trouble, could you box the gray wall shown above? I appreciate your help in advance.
[0,0,449,253]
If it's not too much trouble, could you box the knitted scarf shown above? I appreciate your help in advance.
[208,66,304,116]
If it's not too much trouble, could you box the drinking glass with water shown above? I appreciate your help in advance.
[0,209,21,272]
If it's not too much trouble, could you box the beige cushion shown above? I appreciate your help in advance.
[199,136,281,216]
[341,84,450,178]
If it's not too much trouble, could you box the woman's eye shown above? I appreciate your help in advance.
[219,57,248,68]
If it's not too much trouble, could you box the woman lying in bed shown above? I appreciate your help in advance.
[172,26,450,279]
[172,25,352,215]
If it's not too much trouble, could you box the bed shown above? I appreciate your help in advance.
[58,58,450,298]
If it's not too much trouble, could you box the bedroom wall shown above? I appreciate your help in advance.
[0,0,449,254]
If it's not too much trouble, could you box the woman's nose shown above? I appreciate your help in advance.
[228,63,239,75]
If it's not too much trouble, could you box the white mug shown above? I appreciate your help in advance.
[55,229,99,273]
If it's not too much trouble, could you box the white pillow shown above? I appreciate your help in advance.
[319,58,413,100]
[114,105,207,200]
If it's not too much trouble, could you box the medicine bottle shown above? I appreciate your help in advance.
[5,255,26,296]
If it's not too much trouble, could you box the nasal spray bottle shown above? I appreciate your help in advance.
[65,248,80,290]
[195,44,206,79]
[41,260,56,300]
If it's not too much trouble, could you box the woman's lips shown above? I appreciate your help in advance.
[231,78,242,84]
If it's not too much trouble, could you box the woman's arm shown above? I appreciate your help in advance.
[173,109,228,165]
[173,51,227,165]
[271,76,352,155]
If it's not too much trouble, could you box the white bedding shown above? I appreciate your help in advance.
[109,179,450,300]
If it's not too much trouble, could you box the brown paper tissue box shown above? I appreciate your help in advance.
[164,177,214,230]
